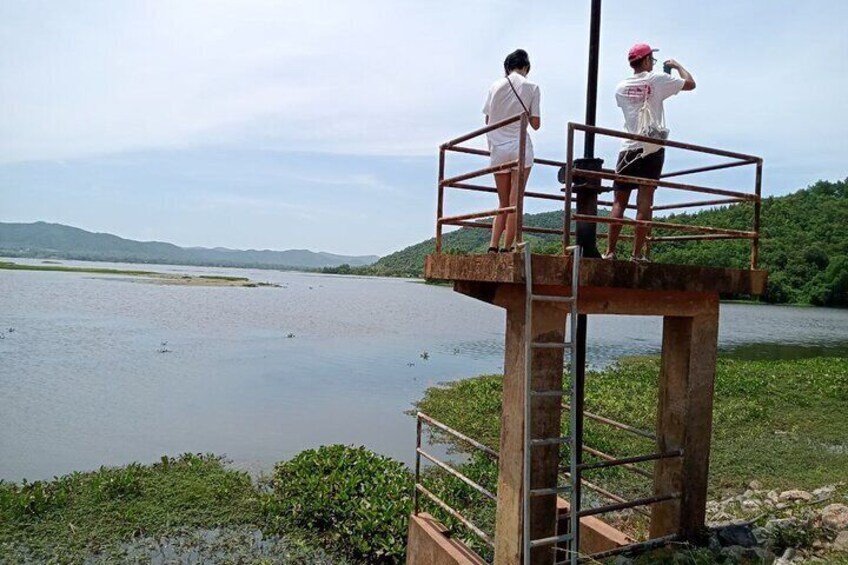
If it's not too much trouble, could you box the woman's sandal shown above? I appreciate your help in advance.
[487,246,499,254]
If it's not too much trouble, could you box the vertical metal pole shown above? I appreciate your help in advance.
[516,114,529,245]
[574,0,603,258]
[414,415,422,515]
[583,0,602,160]
[572,1,601,548]
[436,147,446,253]
[564,125,575,250]
[569,246,582,565]
[751,160,762,270]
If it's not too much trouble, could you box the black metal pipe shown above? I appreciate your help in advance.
[583,0,602,159]
[572,2,602,550]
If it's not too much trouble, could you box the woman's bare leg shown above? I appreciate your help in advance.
[503,167,532,250]
[489,172,512,249]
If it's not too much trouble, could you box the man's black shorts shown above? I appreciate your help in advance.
[613,148,665,191]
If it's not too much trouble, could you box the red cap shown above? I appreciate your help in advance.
[628,43,658,62]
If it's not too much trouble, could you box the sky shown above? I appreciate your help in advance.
[1,1,846,257]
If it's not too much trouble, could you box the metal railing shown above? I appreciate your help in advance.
[434,119,763,269]
[564,123,763,268]
[414,412,498,548]
[436,114,634,255]
[414,405,682,563]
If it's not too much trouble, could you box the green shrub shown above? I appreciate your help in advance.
[96,462,146,501]
[268,445,413,563]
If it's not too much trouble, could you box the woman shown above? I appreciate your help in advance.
[482,49,541,252]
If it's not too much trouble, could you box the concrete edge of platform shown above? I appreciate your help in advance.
[406,512,487,565]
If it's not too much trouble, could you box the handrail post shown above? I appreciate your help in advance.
[414,415,422,515]
[752,159,762,269]
[515,113,528,245]
[436,147,446,253]
[564,124,575,250]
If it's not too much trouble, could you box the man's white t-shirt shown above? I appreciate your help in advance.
[615,71,685,152]
[482,72,541,148]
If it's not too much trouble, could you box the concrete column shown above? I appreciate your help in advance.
[494,295,569,565]
[651,302,719,541]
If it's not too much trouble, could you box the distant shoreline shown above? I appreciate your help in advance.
[0,260,279,287]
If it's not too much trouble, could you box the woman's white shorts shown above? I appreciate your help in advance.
[489,138,534,172]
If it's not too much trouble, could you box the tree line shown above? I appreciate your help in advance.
[324,179,847,307]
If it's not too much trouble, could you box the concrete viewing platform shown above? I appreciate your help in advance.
[426,252,768,305]
[411,119,768,564]
[410,252,769,565]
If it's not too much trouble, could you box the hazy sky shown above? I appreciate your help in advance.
[2,1,846,256]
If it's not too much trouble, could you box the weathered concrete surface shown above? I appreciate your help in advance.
[425,253,767,296]
[406,513,487,565]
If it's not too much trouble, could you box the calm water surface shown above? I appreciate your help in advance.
[1,259,846,481]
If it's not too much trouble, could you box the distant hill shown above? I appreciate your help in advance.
[0,222,378,269]
[332,179,848,307]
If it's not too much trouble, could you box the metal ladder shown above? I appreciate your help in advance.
[521,243,581,565]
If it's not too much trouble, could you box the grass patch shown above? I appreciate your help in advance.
[198,275,250,282]
[415,357,848,499]
[0,454,295,564]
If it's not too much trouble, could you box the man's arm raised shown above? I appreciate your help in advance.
[665,59,696,91]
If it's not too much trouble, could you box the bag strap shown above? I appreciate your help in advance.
[506,74,531,117]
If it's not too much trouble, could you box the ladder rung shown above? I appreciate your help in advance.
[530,485,573,497]
[530,294,574,304]
[531,389,568,397]
[531,436,571,447]
[530,532,573,548]
[530,341,572,349]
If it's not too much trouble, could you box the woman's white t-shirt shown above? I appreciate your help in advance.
[482,72,541,148]
[615,71,685,152]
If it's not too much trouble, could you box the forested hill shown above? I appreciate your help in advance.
[0,222,378,269]
[363,179,848,306]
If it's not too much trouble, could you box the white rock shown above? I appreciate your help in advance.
[821,504,848,530]
[743,489,756,499]
[779,490,813,502]
[742,499,761,511]
[749,480,763,490]
[767,490,780,502]
[834,530,848,552]
[773,548,800,565]
[813,485,836,498]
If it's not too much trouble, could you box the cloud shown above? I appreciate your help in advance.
[1,1,846,255]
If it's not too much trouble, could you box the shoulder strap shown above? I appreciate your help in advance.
[506,74,530,116]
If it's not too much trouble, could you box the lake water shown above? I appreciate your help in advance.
[2,259,847,481]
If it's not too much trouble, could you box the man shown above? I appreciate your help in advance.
[603,43,695,262]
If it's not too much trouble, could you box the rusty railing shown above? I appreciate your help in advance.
[564,122,763,268]
[435,120,762,269]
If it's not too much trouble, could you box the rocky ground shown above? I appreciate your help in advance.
[618,482,848,564]
[704,482,848,563]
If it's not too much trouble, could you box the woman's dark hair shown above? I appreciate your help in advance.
[504,49,531,75]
